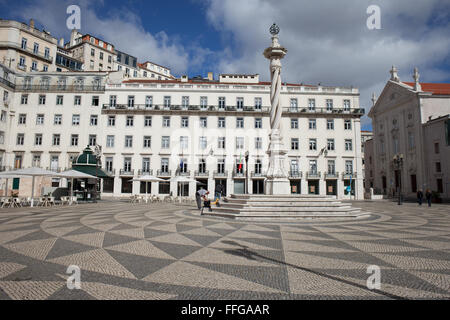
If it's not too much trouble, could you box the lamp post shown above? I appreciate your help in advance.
[245,151,249,194]
[393,153,404,205]
[94,145,102,203]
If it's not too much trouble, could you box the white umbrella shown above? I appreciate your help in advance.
[0,168,57,207]
[131,175,165,198]
[57,170,98,205]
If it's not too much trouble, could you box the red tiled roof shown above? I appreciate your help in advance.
[403,82,450,95]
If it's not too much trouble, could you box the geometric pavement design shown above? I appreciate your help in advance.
[0,200,449,300]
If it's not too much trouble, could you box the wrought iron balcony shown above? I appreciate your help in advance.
[138,169,153,175]
[194,170,209,177]
[342,172,357,179]
[232,170,245,178]
[16,85,105,92]
[119,169,134,176]
[289,171,302,178]
[283,107,365,115]
[213,170,228,177]
[251,171,266,178]
[306,171,321,179]
[178,170,190,176]
[105,168,116,175]
[324,172,339,179]
[102,104,269,113]
[156,169,171,177]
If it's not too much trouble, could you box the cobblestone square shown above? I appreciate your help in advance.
[0,200,449,300]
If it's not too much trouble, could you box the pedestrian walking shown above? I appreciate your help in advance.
[196,187,208,211]
[417,189,423,206]
[425,189,432,207]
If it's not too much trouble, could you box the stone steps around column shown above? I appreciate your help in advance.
[203,194,368,219]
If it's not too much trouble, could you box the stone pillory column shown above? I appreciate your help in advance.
[263,23,290,195]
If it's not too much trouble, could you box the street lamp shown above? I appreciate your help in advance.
[393,153,404,205]
[94,145,102,203]
[245,151,249,194]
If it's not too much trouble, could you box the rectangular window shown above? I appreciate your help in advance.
[33,42,39,54]
[343,100,351,110]
[92,96,99,106]
[327,119,334,130]
[164,96,171,108]
[218,159,225,173]
[236,118,244,128]
[89,135,97,146]
[254,97,262,110]
[291,138,299,150]
[126,116,134,127]
[345,139,353,151]
[161,158,169,173]
[143,136,151,148]
[161,136,170,149]
[71,134,79,146]
[181,117,189,128]
[236,97,244,109]
[308,99,316,111]
[199,136,207,150]
[145,96,152,108]
[56,95,63,105]
[110,95,117,107]
[290,98,298,112]
[39,95,46,105]
[36,114,44,125]
[200,96,208,110]
[434,142,440,154]
[144,116,152,127]
[35,134,43,146]
[105,157,113,172]
[344,120,352,130]
[255,137,262,149]
[328,160,336,174]
[21,37,27,49]
[32,61,37,71]
[345,160,353,174]
[218,97,226,109]
[125,135,133,148]
[435,162,441,173]
[18,114,27,125]
[218,117,226,128]
[142,158,151,173]
[309,119,316,129]
[327,139,335,151]
[236,137,244,149]
[180,136,188,149]
[106,135,115,148]
[90,115,98,126]
[124,157,132,172]
[309,139,317,151]
[200,117,207,128]
[108,116,115,126]
[326,99,333,111]
[54,114,62,125]
[17,134,24,145]
[163,116,170,127]
[21,94,28,104]
[74,96,81,106]
[127,96,135,108]
[52,134,60,146]
[255,118,262,129]
[309,160,317,174]
[291,119,298,129]
[218,137,225,149]
[182,96,189,109]
[437,179,443,193]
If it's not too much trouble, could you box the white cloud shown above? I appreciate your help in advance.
[203,0,450,128]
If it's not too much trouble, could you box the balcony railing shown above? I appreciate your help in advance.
[306,171,321,179]
[324,172,339,179]
[119,169,134,176]
[105,168,116,175]
[17,63,27,71]
[342,172,357,179]
[251,171,266,178]
[16,85,105,92]
[0,77,15,89]
[177,170,190,176]
[156,169,171,177]
[232,170,245,178]
[138,169,153,175]
[194,170,209,177]
[213,170,228,177]
[46,167,62,173]
[0,41,53,62]
[289,171,302,178]
[102,104,270,113]
[283,107,365,115]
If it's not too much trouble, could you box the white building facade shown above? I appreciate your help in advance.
[0,63,365,199]
[368,66,450,201]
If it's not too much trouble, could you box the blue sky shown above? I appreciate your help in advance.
[2,0,450,131]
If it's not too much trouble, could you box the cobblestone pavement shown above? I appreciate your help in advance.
[0,200,449,300]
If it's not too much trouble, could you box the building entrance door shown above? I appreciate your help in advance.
[308,180,319,195]
[252,180,264,194]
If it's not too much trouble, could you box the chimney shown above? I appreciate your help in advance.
[207,72,213,81]
[59,38,64,47]
[181,75,188,83]
[70,29,79,47]
[29,19,35,29]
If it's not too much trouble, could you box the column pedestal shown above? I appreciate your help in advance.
[265,130,290,195]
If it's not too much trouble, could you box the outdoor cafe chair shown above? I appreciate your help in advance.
[71,196,78,205]
[1,198,12,208]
